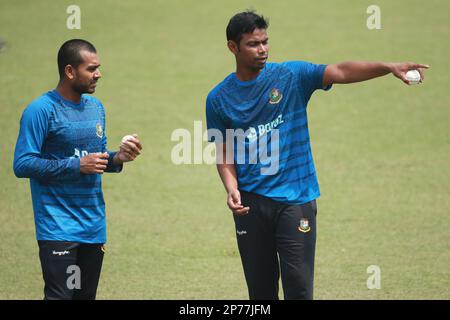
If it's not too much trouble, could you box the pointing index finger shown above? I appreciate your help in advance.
[414,64,430,69]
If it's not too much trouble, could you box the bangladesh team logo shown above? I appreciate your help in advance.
[96,123,103,138]
[298,218,311,233]
[269,88,283,105]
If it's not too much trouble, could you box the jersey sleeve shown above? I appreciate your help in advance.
[285,61,332,102]
[13,100,81,181]
[205,92,227,143]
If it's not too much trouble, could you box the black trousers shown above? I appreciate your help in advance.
[234,191,317,300]
[38,241,105,300]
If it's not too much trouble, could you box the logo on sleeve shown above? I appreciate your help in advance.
[269,88,283,105]
[96,123,103,138]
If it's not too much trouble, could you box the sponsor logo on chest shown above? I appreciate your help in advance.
[246,114,285,142]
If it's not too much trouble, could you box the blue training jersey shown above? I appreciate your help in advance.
[13,90,122,243]
[206,61,331,205]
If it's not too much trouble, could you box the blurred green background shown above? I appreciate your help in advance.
[0,0,449,299]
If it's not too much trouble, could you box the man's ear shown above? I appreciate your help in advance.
[227,40,239,55]
[64,65,76,80]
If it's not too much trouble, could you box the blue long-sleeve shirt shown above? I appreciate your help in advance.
[13,90,122,243]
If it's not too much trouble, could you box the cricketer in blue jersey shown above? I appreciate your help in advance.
[206,11,429,300]
[13,39,142,300]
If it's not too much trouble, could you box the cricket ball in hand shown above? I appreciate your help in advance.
[405,70,421,85]
[121,135,134,146]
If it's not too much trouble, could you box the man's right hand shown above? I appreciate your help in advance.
[227,189,250,215]
[80,152,109,174]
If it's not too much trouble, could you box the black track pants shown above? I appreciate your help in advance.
[234,190,317,300]
[38,241,104,300]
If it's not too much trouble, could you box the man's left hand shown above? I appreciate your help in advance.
[390,62,430,85]
[114,134,142,164]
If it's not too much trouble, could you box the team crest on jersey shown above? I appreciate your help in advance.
[96,123,103,138]
[298,218,311,233]
[269,88,283,105]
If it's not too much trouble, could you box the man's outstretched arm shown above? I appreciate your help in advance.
[323,61,430,87]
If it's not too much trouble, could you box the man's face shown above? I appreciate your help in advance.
[230,28,269,71]
[70,50,102,94]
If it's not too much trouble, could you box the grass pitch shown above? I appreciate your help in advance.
[0,0,449,299]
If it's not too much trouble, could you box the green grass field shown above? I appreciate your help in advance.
[0,0,449,299]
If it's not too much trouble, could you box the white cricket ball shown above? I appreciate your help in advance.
[121,135,134,145]
[406,70,421,85]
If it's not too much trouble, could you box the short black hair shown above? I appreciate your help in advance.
[57,39,96,79]
[226,10,269,44]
